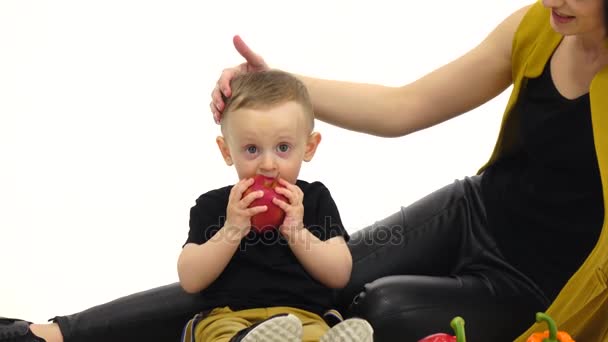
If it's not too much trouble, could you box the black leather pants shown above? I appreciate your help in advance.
[340,175,550,341]
[52,176,549,342]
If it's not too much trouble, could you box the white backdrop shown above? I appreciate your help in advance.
[1,0,532,323]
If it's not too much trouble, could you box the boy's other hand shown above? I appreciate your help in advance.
[211,35,269,124]
[273,178,305,235]
[224,178,267,238]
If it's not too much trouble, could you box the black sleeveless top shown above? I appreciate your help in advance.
[481,59,604,301]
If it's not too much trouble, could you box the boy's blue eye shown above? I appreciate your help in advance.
[246,146,257,154]
[277,144,290,153]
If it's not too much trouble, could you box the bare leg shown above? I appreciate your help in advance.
[29,323,63,342]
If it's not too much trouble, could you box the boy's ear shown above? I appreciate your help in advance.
[303,132,322,162]
[216,136,233,166]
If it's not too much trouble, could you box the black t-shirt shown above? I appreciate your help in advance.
[184,180,349,316]
[482,60,604,301]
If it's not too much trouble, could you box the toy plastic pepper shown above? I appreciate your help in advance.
[418,316,466,342]
[526,312,575,342]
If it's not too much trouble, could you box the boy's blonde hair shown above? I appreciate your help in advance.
[221,70,314,132]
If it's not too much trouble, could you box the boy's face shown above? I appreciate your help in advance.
[216,101,321,184]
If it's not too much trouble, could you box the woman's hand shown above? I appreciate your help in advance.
[211,35,269,123]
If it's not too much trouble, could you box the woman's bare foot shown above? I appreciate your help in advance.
[1,318,62,342]
[29,323,63,342]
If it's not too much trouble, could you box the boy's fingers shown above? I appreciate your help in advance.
[274,186,295,203]
[230,178,254,201]
[277,180,304,203]
[277,178,299,193]
[246,205,267,216]
[272,197,289,211]
[241,190,264,208]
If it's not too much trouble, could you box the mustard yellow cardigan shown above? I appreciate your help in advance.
[477,2,608,340]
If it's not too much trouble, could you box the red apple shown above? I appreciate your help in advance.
[243,175,287,233]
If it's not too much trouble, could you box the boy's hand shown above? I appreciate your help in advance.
[272,178,305,235]
[224,178,267,239]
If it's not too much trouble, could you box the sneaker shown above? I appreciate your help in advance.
[320,318,374,342]
[322,309,344,327]
[0,318,45,342]
[230,313,302,342]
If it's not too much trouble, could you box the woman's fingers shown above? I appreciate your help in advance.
[211,35,270,123]
[233,35,267,70]
[210,102,221,124]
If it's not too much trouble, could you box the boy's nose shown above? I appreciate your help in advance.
[259,154,277,173]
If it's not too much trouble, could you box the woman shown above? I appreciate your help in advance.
[211,0,607,339]
[2,1,606,341]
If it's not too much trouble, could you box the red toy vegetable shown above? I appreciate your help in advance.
[418,316,466,342]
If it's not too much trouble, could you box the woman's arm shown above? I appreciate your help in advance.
[213,5,532,137]
[298,5,531,137]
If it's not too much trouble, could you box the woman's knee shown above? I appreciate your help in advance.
[346,274,545,342]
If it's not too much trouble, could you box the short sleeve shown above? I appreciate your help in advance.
[301,181,349,242]
[183,186,231,247]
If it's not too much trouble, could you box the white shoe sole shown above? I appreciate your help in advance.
[320,318,374,342]
[240,314,303,342]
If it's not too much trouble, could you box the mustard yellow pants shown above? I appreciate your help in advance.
[191,306,330,342]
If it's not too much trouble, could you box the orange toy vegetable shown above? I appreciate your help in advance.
[526,312,575,342]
